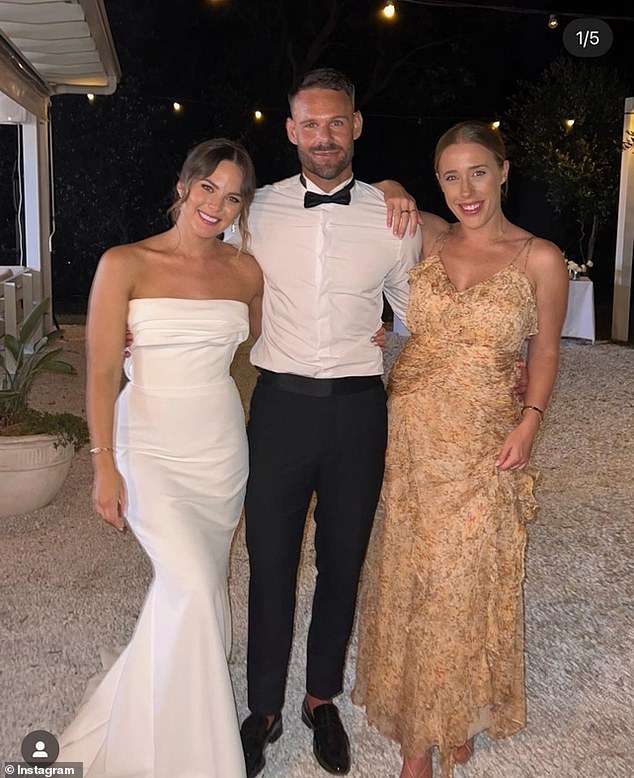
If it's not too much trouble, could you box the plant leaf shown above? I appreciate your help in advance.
[18,298,50,345]
[1,296,79,427]
[40,361,76,375]
[45,329,64,343]
[20,349,76,378]
[8,347,68,396]
[3,334,21,360]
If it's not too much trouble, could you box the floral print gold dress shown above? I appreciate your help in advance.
[353,235,539,778]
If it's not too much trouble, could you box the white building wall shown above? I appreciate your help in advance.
[612,97,634,341]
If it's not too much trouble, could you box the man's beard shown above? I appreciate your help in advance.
[298,143,354,182]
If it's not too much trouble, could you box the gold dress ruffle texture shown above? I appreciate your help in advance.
[353,256,539,778]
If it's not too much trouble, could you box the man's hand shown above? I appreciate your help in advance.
[124,328,133,358]
[371,324,386,350]
[373,180,422,238]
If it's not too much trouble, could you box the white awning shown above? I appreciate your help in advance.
[0,0,120,120]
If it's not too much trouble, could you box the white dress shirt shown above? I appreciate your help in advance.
[242,174,421,378]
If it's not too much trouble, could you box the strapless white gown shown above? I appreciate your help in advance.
[58,299,249,778]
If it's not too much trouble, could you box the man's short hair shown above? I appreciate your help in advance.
[287,68,355,110]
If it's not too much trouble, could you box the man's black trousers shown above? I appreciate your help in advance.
[244,371,388,715]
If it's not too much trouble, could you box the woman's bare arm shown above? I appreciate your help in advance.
[85,246,135,529]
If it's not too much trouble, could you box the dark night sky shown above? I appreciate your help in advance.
[103,0,634,111]
[7,0,634,312]
[101,0,634,154]
[89,0,634,209]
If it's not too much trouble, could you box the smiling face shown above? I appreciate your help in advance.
[286,87,363,190]
[436,142,509,230]
[176,159,244,238]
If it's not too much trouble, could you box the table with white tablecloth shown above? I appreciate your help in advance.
[392,277,596,342]
[561,278,595,342]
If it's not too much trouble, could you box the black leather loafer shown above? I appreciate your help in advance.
[301,699,351,775]
[240,712,283,778]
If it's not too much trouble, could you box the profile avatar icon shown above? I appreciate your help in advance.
[21,729,59,766]
[32,740,49,758]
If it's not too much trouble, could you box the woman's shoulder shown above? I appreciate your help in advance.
[527,236,565,262]
[523,235,566,271]
[524,236,568,286]
[103,231,181,271]
[234,248,263,292]
[420,212,450,256]
[100,232,168,264]
[421,211,450,237]
[95,234,173,296]
[214,242,263,299]
[240,249,262,275]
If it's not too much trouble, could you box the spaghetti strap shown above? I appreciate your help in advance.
[429,226,453,257]
[510,236,535,272]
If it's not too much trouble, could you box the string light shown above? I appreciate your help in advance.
[490,120,500,130]
[381,1,630,23]
[563,118,575,133]
[86,93,95,103]
[253,109,263,121]
[382,2,396,19]
[173,102,183,114]
[548,14,558,29]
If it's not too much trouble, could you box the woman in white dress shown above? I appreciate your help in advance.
[57,138,263,777]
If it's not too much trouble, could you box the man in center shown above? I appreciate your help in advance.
[239,68,421,777]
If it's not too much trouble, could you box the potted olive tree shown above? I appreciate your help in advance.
[0,298,88,517]
[504,57,629,268]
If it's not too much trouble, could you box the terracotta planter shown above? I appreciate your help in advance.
[0,434,74,517]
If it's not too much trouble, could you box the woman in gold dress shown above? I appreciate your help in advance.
[353,121,569,778]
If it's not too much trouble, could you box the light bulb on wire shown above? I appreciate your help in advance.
[548,14,558,29]
[382,2,396,20]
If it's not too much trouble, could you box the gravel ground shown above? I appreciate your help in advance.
[1,328,633,777]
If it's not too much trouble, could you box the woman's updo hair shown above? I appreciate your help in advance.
[434,121,507,171]
[169,138,257,251]
[434,120,508,196]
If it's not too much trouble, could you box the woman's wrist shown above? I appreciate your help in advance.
[91,449,117,472]
[521,404,544,424]
[89,446,114,455]
[518,411,541,434]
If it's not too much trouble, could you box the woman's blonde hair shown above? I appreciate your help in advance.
[434,120,509,198]
[434,120,507,171]
[168,138,256,251]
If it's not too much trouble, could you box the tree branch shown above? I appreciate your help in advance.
[300,0,344,74]
[359,37,454,106]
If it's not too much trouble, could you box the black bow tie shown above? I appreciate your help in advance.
[302,176,355,208]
